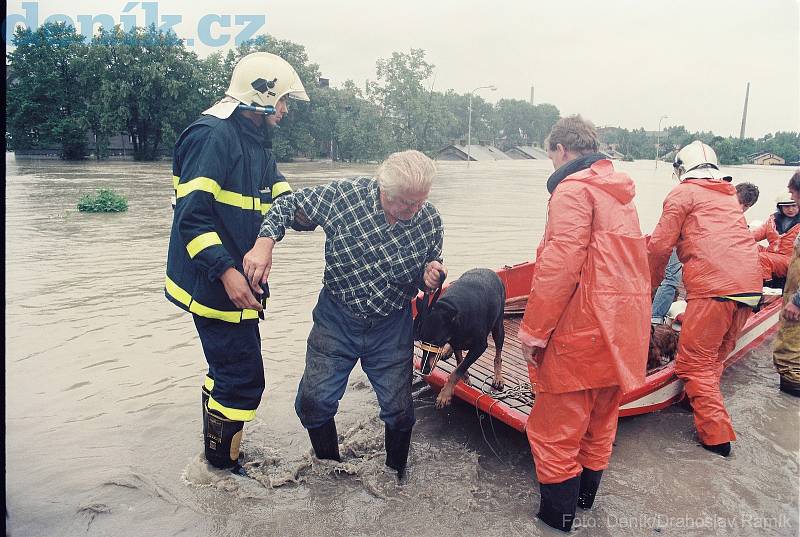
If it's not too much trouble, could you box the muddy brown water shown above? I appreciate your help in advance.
[6,154,799,536]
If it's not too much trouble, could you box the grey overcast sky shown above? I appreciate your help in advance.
[7,0,799,137]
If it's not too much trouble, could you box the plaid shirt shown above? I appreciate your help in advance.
[259,177,444,317]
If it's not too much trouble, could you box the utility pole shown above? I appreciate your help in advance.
[740,82,750,139]
[655,115,669,169]
[466,85,496,167]
[530,85,534,106]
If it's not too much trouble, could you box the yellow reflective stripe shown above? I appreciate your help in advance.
[165,275,260,323]
[272,181,292,199]
[186,232,222,258]
[176,176,222,199]
[261,202,272,215]
[722,295,761,307]
[216,189,259,210]
[165,275,192,307]
[242,309,260,320]
[174,175,265,212]
[208,396,256,421]
[189,300,243,323]
[172,175,179,189]
[204,376,214,391]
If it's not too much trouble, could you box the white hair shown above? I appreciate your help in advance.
[376,150,436,198]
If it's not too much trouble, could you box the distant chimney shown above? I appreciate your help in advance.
[739,82,750,139]
[318,77,330,88]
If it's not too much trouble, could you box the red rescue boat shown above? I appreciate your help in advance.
[413,260,782,432]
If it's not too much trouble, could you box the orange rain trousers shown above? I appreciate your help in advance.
[758,250,790,280]
[676,298,751,445]
[526,362,622,484]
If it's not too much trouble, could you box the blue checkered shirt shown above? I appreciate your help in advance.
[259,177,444,316]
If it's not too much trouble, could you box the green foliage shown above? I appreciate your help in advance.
[92,25,205,161]
[77,189,128,212]
[7,24,796,165]
[6,23,90,158]
[371,48,441,153]
[493,99,561,149]
[598,125,800,164]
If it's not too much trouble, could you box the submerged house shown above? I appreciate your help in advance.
[436,142,511,161]
[505,145,549,160]
[748,152,785,166]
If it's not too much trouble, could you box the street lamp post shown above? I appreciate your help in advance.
[655,115,669,169]
[467,85,496,167]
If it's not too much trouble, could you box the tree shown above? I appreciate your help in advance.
[495,98,537,149]
[370,49,452,154]
[762,132,800,162]
[6,22,90,158]
[531,104,560,146]
[92,25,205,160]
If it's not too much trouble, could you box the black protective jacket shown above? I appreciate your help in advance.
[165,110,291,323]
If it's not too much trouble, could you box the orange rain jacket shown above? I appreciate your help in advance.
[752,213,800,256]
[648,179,762,299]
[519,159,650,394]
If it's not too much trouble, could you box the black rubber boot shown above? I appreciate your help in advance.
[201,386,211,437]
[537,475,581,533]
[203,407,245,472]
[701,441,731,457]
[779,376,800,397]
[577,469,603,509]
[385,427,412,480]
[307,419,341,462]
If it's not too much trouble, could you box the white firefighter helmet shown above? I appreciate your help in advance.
[672,140,723,181]
[776,191,796,208]
[203,52,310,119]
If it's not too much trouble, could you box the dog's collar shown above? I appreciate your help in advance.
[420,342,444,353]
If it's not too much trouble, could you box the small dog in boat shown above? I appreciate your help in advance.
[417,268,506,408]
[648,323,679,370]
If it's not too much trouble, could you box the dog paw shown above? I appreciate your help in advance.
[461,374,472,387]
[491,379,505,391]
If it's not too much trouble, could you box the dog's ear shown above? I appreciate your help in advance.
[436,301,457,320]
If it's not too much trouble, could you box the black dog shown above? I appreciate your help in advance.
[418,268,506,408]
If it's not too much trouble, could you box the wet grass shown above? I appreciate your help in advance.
[77,189,128,212]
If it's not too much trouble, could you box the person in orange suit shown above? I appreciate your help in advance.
[648,141,762,459]
[519,115,650,533]
[752,192,800,284]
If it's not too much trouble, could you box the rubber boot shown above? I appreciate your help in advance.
[701,441,731,457]
[307,419,341,462]
[201,386,211,437]
[203,406,245,472]
[779,376,800,397]
[577,469,603,509]
[537,475,581,533]
[385,427,412,480]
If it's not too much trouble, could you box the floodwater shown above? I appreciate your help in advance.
[6,153,799,536]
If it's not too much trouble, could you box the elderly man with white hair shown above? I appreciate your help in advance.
[243,150,446,479]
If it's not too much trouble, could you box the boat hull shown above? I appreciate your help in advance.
[413,261,782,432]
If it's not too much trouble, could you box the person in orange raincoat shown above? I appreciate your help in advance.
[648,141,762,459]
[752,192,800,282]
[519,115,650,533]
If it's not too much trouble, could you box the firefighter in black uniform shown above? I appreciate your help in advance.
[165,52,311,472]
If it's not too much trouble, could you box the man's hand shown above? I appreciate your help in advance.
[522,343,543,367]
[220,267,263,311]
[243,237,276,290]
[784,302,800,322]
[423,261,447,291]
[291,208,318,232]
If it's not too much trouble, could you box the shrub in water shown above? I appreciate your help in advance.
[77,189,129,212]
